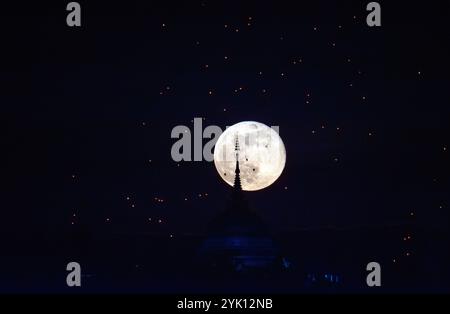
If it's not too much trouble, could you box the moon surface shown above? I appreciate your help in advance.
[213,121,286,191]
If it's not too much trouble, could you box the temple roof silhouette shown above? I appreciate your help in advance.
[199,136,280,273]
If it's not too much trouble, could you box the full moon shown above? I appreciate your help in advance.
[213,121,286,191]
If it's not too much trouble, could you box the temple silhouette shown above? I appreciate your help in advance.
[199,136,284,274]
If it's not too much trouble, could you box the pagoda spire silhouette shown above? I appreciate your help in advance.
[231,135,248,211]
[233,134,242,190]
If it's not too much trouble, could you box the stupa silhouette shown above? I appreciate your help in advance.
[199,136,282,274]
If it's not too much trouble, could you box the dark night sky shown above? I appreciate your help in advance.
[1,1,449,286]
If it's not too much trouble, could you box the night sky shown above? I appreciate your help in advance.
[2,0,450,292]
